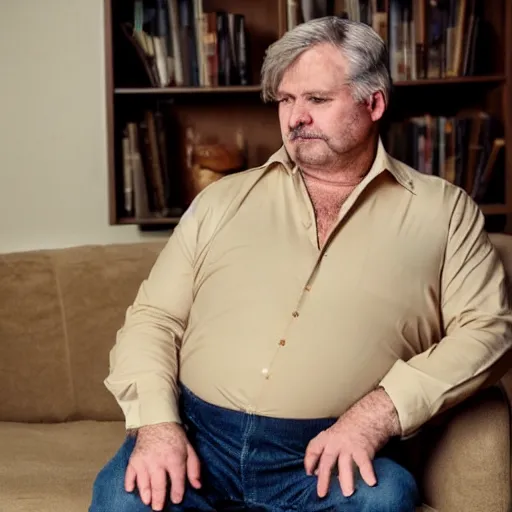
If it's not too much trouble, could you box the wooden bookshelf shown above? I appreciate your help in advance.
[104,0,512,231]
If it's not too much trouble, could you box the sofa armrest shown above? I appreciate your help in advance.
[420,386,510,512]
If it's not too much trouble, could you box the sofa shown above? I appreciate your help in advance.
[1,234,511,512]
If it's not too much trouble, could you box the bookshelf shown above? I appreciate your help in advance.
[104,0,512,232]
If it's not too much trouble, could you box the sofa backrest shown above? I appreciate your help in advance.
[0,241,165,423]
[1,233,511,424]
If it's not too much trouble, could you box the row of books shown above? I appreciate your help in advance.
[120,0,249,88]
[385,111,505,202]
[287,0,489,81]
[387,0,488,81]
[119,0,493,89]
[286,0,388,37]
[121,109,183,219]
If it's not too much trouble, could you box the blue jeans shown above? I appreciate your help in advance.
[90,385,419,511]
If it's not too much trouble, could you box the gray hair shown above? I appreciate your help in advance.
[261,16,391,106]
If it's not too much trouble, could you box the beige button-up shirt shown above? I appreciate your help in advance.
[105,139,512,437]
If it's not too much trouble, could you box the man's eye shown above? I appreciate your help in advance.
[310,97,326,104]
[277,97,291,104]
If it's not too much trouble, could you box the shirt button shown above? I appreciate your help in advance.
[305,285,311,291]
[261,368,269,376]
[292,311,299,318]
[279,339,286,346]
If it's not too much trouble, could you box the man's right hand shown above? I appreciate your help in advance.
[124,422,201,511]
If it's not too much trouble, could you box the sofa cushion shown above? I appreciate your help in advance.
[0,252,73,422]
[51,242,164,421]
[0,241,165,423]
[0,420,125,512]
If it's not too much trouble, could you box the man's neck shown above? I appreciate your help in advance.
[299,138,378,185]
[298,138,379,248]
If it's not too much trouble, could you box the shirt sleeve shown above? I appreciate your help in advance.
[379,190,512,437]
[104,205,199,429]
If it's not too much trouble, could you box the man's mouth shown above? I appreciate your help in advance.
[289,134,323,141]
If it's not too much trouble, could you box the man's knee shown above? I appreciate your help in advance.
[356,457,419,512]
[89,436,148,512]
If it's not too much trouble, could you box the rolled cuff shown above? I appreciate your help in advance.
[119,388,181,430]
[379,359,433,437]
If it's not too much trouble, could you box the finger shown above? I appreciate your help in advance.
[316,451,337,498]
[304,437,324,476]
[168,460,186,504]
[186,444,202,489]
[149,468,168,511]
[124,463,137,492]
[338,455,355,497]
[135,466,151,505]
[353,451,376,487]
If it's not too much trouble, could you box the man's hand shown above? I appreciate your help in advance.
[304,387,400,498]
[124,422,201,511]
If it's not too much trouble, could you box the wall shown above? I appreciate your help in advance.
[0,0,168,253]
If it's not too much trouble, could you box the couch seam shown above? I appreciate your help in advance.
[53,253,77,419]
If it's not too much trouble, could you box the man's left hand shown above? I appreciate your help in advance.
[304,387,401,498]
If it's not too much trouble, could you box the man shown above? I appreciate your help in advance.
[90,16,512,512]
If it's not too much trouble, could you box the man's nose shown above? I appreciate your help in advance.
[288,102,312,130]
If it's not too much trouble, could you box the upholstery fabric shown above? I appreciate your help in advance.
[52,242,164,421]
[0,420,125,512]
[0,242,164,423]
[0,251,73,422]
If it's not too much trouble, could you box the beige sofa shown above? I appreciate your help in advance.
[1,235,511,512]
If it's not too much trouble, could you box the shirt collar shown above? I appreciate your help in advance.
[263,145,297,174]
[263,138,415,194]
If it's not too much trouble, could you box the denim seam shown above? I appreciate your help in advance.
[240,413,256,503]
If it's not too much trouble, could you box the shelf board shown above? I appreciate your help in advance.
[115,85,262,95]
[114,76,506,95]
[394,75,506,86]
[480,204,510,215]
[118,216,182,225]
[118,203,509,226]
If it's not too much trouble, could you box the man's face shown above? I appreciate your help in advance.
[277,43,377,170]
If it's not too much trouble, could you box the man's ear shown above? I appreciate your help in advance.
[366,91,386,122]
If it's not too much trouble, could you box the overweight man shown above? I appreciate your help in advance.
[89,16,512,512]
